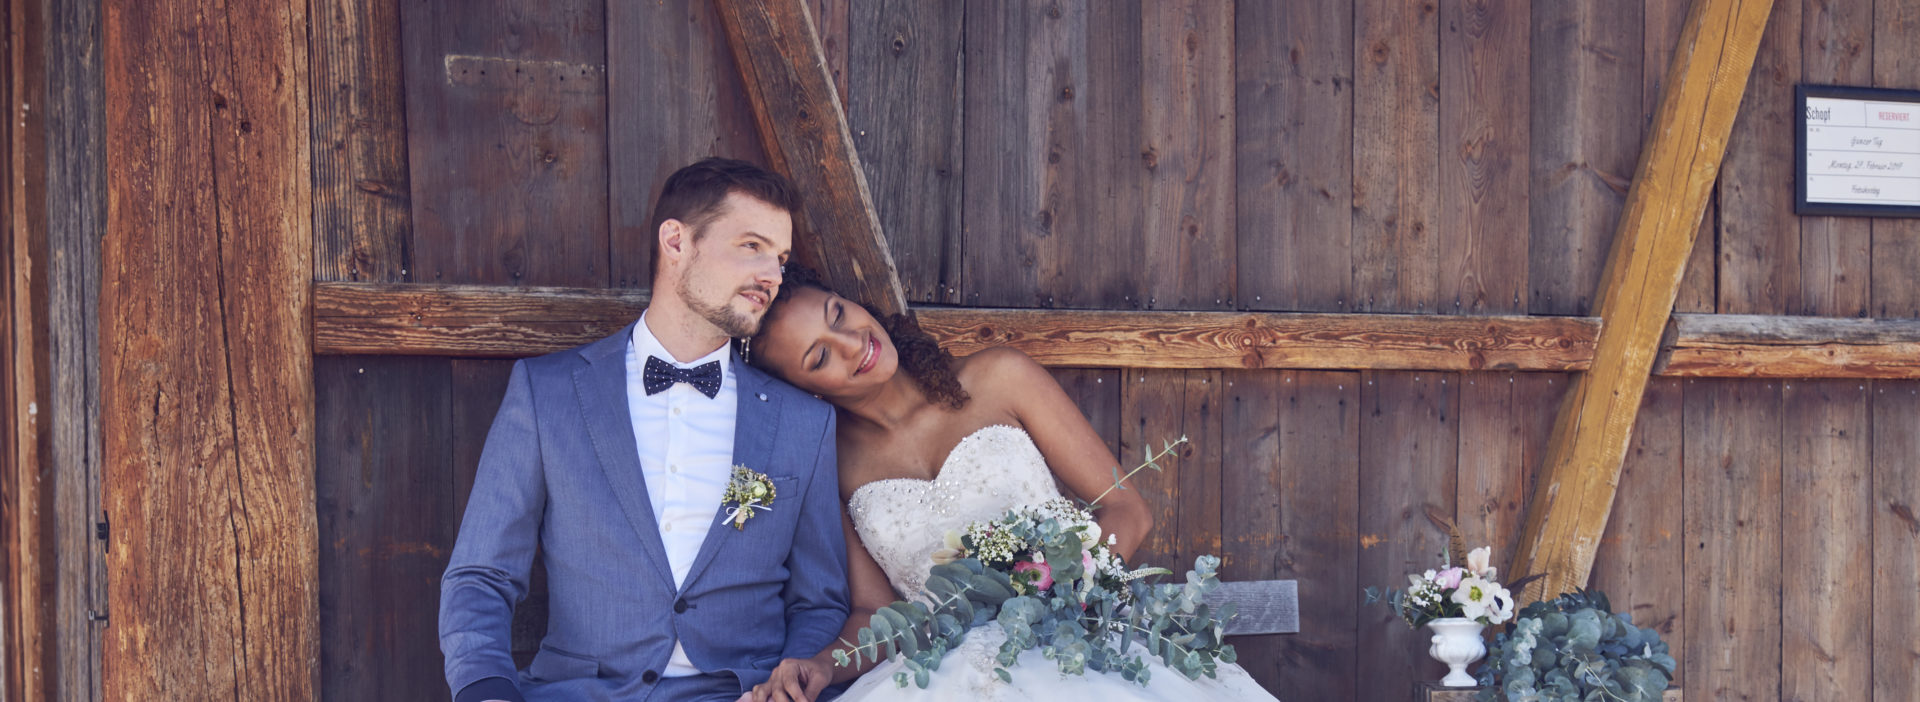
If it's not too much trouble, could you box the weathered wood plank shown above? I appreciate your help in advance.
[716,0,906,315]
[846,0,962,303]
[1141,0,1234,311]
[311,0,412,283]
[399,0,609,287]
[1795,0,1872,318]
[606,0,765,289]
[1051,369,1123,460]
[1234,0,1352,313]
[1656,313,1920,378]
[1120,370,1185,570]
[315,357,451,701]
[1872,380,1920,701]
[6,0,52,694]
[1648,0,1718,316]
[1357,372,1457,700]
[1873,0,1920,320]
[1438,0,1528,314]
[1528,0,1642,315]
[42,0,108,693]
[1511,0,1774,600]
[102,0,318,695]
[1717,0,1801,315]
[312,281,1602,370]
[809,0,848,111]
[1456,373,1564,566]
[1588,378,1686,665]
[1780,379,1871,702]
[1222,370,1359,700]
[1681,380,1782,702]
[1352,0,1440,313]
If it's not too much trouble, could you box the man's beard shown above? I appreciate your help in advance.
[678,262,765,338]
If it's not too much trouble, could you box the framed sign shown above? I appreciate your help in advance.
[1797,84,1920,217]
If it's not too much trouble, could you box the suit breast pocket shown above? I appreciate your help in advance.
[526,644,599,683]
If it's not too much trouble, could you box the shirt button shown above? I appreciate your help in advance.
[668,464,680,474]
[672,407,682,416]
[662,522,673,533]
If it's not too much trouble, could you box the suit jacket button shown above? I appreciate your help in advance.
[673,599,688,614]
[642,670,659,684]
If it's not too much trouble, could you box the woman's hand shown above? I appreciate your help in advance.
[745,656,834,702]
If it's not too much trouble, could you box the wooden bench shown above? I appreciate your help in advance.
[1415,681,1682,701]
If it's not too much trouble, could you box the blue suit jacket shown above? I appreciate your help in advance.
[439,323,851,701]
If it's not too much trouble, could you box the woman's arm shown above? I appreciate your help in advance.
[750,511,901,701]
[977,347,1155,562]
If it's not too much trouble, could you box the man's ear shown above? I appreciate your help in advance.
[658,218,688,269]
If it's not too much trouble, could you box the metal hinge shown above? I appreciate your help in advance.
[97,511,108,553]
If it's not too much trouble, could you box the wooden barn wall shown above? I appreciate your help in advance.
[305,0,1920,700]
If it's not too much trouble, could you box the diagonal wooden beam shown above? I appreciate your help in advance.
[715,0,907,317]
[1512,0,1775,601]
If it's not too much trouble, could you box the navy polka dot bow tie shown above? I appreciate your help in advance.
[643,356,722,399]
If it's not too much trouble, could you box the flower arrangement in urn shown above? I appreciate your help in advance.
[1367,534,1539,687]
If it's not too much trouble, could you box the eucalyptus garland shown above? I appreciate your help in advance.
[1473,589,1676,702]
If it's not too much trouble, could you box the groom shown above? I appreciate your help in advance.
[440,158,850,702]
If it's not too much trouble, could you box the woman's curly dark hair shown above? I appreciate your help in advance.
[751,265,970,410]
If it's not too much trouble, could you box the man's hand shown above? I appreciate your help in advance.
[743,657,833,702]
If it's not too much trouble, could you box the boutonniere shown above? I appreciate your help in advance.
[722,466,777,530]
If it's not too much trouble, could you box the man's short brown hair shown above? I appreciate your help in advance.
[648,158,801,283]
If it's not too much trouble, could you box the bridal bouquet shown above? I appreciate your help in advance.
[835,437,1240,688]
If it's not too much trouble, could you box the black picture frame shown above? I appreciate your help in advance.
[1796,84,1920,218]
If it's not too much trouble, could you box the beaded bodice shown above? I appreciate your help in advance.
[846,425,1061,600]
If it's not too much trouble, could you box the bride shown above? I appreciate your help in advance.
[737,267,1278,702]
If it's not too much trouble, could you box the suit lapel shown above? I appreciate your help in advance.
[679,357,783,590]
[572,323,675,589]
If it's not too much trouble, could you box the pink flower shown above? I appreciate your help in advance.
[1437,567,1464,590]
[1014,560,1054,591]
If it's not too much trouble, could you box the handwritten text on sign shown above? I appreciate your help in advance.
[1805,97,1920,206]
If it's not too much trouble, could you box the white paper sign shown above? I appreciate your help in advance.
[1804,96,1920,207]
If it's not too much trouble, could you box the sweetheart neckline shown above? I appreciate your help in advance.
[847,424,1031,504]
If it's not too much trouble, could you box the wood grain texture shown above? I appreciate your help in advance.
[1352,0,1440,313]
[960,1,1147,310]
[1657,313,1920,378]
[42,0,108,693]
[6,0,52,694]
[311,0,412,283]
[1234,0,1352,312]
[1221,370,1359,700]
[399,0,609,287]
[102,0,318,696]
[1780,379,1870,702]
[1872,0,1920,320]
[315,358,451,701]
[1119,370,1223,573]
[1356,372,1457,700]
[606,0,765,289]
[846,0,963,303]
[1717,0,1801,315]
[1140,0,1235,310]
[1794,0,1872,318]
[1528,0,1642,315]
[1681,379,1782,702]
[1438,0,1528,314]
[1588,378,1686,664]
[1872,380,1920,701]
[1051,369,1123,460]
[717,0,906,314]
[1648,0,1717,315]
[1512,0,1774,600]
[1456,373,1564,568]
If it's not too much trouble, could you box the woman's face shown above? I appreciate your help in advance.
[754,286,899,399]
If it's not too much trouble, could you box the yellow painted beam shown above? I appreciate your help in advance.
[1512,0,1776,601]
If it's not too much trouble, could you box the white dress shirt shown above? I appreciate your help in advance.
[625,313,737,677]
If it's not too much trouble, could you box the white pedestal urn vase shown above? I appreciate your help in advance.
[1425,617,1486,687]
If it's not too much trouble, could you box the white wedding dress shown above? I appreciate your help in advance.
[836,424,1279,701]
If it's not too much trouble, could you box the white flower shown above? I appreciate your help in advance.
[1466,546,1497,581]
[1080,521,1104,550]
[1452,576,1515,624]
[930,529,965,565]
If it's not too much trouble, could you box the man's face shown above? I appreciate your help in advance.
[670,192,792,338]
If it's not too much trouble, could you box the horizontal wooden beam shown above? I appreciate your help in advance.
[1657,314,1920,378]
[313,282,1598,370]
[311,282,1912,378]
